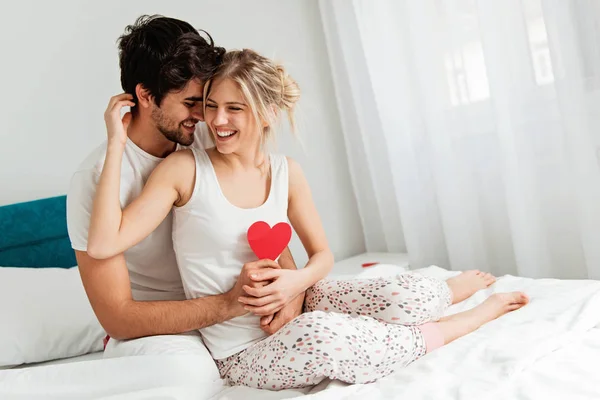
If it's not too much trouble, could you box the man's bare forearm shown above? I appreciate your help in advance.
[75,251,243,341]
[107,293,238,340]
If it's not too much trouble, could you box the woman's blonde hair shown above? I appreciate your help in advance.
[203,49,300,157]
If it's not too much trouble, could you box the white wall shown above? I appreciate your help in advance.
[0,0,365,263]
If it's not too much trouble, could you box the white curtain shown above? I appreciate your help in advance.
[320,0,600,279]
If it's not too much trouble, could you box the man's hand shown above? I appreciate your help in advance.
[260,291,305,335]
[225,259,280,317]
[104,93,135,147]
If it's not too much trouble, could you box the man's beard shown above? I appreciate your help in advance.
[151,107,195,146]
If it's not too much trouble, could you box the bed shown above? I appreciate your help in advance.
[0,196,599,400]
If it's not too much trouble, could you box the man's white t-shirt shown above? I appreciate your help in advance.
[67,125,212,301]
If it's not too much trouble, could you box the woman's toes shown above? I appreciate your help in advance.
[507,291,528,304]
[483,273,496,285]
[518,292,529,304]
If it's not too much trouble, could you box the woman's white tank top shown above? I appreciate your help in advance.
[172,148,289,359]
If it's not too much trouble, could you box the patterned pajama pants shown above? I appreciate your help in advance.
[215,273,452,390]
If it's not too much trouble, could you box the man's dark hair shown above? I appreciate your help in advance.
[117,15,225,106]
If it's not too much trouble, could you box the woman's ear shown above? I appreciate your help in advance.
[135,84,154,109]
[262,104,278,127]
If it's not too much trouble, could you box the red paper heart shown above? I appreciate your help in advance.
[247,221,292,260]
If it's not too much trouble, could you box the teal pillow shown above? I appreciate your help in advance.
[0,196,76,268]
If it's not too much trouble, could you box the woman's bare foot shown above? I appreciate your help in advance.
[434,292,529,345]
[446,270,496,304]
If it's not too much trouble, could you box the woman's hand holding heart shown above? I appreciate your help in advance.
[238,268,305,316]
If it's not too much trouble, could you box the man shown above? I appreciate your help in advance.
[66,15,304,360]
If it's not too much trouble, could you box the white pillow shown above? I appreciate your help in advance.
[0,266,105,368]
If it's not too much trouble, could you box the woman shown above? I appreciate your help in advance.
[87,49,529,390]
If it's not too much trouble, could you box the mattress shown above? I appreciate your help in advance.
[1,261,599,400]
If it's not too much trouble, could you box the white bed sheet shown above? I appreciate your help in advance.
[296,266,600,400]
[2,264,599,400]
[489,326,600,400]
